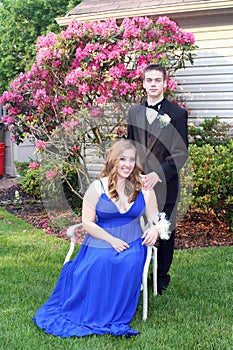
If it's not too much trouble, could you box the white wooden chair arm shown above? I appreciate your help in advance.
[63,223,82,265]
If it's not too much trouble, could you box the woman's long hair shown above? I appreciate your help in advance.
[99,139,142,203]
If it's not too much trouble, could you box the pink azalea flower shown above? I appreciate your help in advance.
[109,64,126,78]
[97,96,108,105]
[53,60,62,68]
[61,119,80,131]
[29,162,40,170]
[90,107,103,118]
[62,107,74,115]
[35,140,47,151]
[78,83,90,95]
[9,107,21,115]
[36,32,58,49]
[0,91,15,104]
[2,115,14,124]
[65,68,83,85]
[11,135,17,142]
[167,78,178,92]
[46,170,57,179]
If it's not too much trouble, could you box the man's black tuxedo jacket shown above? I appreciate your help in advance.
[127,98,188,207]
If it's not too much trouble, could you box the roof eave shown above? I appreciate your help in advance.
[56,1,233,26]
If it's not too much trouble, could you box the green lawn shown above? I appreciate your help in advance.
[0,208,232,350]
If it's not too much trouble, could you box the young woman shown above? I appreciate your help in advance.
[33,139,161,338]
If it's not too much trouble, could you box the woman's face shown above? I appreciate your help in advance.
[117,148,136,179]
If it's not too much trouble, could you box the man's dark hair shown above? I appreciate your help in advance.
[143,64,166,81]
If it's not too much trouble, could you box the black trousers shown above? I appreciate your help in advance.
[157,202,178,291]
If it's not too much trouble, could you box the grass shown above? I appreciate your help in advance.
[0,207,232,350]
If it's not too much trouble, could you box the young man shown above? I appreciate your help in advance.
[127,64,188,294]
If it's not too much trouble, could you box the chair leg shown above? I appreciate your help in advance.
[142,246,152,321]
[152,246,158,295]
[142,246,158,321]
[142,279,148,322]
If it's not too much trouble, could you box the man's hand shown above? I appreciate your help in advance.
[140,172,161,191]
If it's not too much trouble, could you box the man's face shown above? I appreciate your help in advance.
[143,70,167,102]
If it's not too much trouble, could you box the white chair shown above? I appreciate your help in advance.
[63,222,83,264]
[63,223,157,321]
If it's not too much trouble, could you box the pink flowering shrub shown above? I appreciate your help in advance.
[0,16,196,143]
[0,16,196,200]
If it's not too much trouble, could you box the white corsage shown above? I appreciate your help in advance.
[157,109,171,128]
[154,212,171,240]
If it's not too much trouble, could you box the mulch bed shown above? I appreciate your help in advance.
[0,183,232,249]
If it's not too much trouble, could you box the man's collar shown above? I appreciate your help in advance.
[147,97,164,107]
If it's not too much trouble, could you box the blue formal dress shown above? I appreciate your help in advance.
[33,182,147,338]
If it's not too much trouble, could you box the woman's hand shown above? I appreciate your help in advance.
[110,237,130,252]
[142,226,158,246]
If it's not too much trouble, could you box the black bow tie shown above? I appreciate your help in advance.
[146,102,160,112]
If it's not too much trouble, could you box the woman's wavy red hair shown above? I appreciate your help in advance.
[99,139,142,203]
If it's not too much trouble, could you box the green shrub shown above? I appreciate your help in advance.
[189,141,233,229]
[21,168,41,199]
[179,158,195,217]
[189,116,232,147]
[13,161,30,177]
[22,166,82,214]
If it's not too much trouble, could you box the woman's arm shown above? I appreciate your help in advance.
[141,189,159,246]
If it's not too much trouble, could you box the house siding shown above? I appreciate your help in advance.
[175,13,233,123]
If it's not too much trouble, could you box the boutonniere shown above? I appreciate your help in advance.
[157,109,171,128]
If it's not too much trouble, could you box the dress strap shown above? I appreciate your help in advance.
[99,179,106,193]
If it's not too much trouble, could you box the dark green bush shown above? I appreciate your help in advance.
[21,166,82,214]
[189,141,233,229]
[21,168,41,199]
[13,161,30,177]
[189,116,232,147]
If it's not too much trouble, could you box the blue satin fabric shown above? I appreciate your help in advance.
[33,191,147,338]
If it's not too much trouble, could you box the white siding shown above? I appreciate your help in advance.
[175,14,233,123]
[3,130,36,176]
